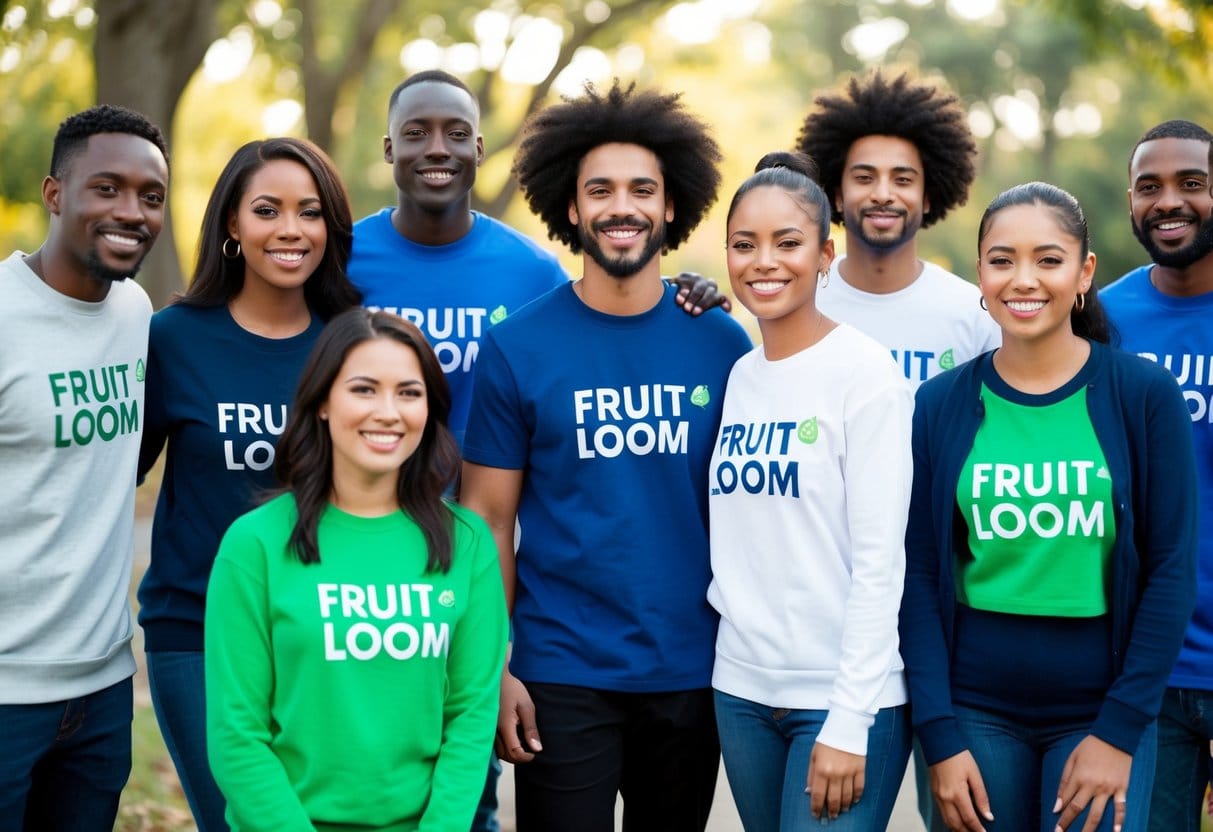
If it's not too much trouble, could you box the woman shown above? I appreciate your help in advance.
[205,309,508,831]
[137,137,361,830]
[708,152,913,830]
[901,182,1198,832]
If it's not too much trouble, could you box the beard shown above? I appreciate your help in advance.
[86,249,140,283]
[579,217,666,278]
[847,206,921,252]
[1131,212,1213,269]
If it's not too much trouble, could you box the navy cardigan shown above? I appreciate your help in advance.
[899,341,1198,764]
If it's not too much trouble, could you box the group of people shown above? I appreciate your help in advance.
[0,64,1209,832]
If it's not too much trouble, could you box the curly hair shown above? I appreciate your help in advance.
[796,71,975,228]
[512,79,722,253]
[50,104,169,179]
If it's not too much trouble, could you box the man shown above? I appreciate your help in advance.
[1102,119,1213,832]
[797,71,999,832]
[797,70,999,388]
[346,69,727,831]
[460,81,751,831]
[348,69,725,448]
[0,104,167,829]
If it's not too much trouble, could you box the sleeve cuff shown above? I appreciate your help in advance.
[917,716,968,766]
[817,706,875,757]
[1090,698,1153,754]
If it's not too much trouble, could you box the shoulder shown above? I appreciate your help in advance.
[483,283,569,335]
[1092,341,1182,393]
[1100,265,1151,301]
[916,353,986,409]
[109,277,153,317]
[352,208,392,235]
[449,502,491,539]
[223,493,296,544]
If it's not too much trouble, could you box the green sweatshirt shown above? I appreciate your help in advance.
[205,494,507,832]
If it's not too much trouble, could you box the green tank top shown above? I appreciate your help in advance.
[956,382,1115,616]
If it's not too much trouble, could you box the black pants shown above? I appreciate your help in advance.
[514,683,719,832]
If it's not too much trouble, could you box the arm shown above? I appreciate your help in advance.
[419,515,509,832]
[137,319,169,483]
[204,525,314,831]
[459,462,540,763]
[899,383,994,829]
[808,374,913,819]
[668,272,732,315]
[1055,370,1198,831]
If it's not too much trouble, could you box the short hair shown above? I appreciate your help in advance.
[178,137,361,321]
[512,79,722,253]
[796,71,975,228]
[726,151,831,244]
[977,181,1113,345]
[387,70,479,124]
[50,104,169,179]
[275,309,460,570]
[1129,119,1213,170]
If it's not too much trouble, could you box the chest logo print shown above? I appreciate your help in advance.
[489,305,508,325]
[938,349,955,371]
[438,589,456,607]
[690,385,710,408]
[797,417,819,445]
[135,359,146,382]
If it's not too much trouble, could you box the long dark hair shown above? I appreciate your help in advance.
[179,137,361,320]
[274,309,460,571]
[977,181,1115,345]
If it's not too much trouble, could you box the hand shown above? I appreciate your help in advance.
[806,741,865,820]
[494,670,542,764]
[670,271,732,315]
[929,751,994,831]
[1053,735,1131,832]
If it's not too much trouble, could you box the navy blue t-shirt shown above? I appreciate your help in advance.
[138,304,323,650]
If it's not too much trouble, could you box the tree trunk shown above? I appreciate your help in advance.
[94,0,217,307]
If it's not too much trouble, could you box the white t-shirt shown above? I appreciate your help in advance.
[817,258,1000,390]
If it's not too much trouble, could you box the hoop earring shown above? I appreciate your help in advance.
[222,238,241,259]
[979,296,988,311]
[818,270,829,289]
[1075,292,1086,312]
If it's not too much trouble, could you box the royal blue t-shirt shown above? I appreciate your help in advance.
[348,209,568,446]
[464,282,752,692]
[1103,265,1213,691]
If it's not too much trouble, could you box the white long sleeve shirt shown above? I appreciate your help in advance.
[707,323,913,755]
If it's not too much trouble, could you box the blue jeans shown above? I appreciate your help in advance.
[954,703,1156,831]
[0,677,132,831]
[471,754,501,832]
[714,690,910,831]
[147,651,229,831]
[1148,686,1213,832]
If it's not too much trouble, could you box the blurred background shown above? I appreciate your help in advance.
[3,1,1212,828]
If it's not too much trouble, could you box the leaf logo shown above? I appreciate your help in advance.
[797,417,818,444]
[1096,466,1111,480]
[939,349,955,371]
[135,359,146,383]
[690,385,710,408]
[438,589,455,607]
[489,305,508,325]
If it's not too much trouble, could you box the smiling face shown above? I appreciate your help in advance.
[227,159,327,295]
[837,134,928,252]
[727,185,833,327]
[569,142,673,279]
[385,80,483,217]
[321,336,428,497]
[45,132,168,295]
[978,203,1094,345]
[1128,137,1213,269]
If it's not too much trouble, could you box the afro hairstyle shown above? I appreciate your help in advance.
[512,79,722,253]
[796,71,975,228]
